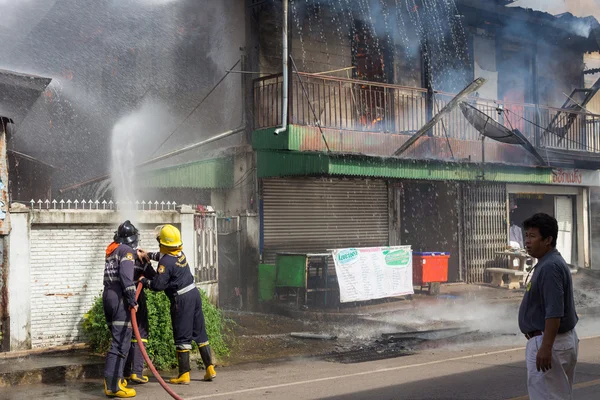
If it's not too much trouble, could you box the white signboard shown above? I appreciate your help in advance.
[551,169,600,187]
[332,246,414,303]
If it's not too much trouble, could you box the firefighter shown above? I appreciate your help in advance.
[123,251,157,384]
[137,224,217,385]
[103,220,139,398]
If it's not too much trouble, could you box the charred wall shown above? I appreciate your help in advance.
[399,181,461,282]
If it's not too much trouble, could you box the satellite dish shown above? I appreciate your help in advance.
[459,102,546,165]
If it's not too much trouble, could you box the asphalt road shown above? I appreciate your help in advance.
[2,336,599,400]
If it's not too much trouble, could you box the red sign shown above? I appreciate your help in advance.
[552,169,583,185]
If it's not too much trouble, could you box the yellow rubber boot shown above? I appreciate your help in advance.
[104,379,136,398]
[204,365,216,381]
[169,371,190,385]
[199,344,216,381]
[169,350,191,385]
[126,374,149,384]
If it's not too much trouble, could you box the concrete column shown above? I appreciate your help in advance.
[578,188,590,268]
[8,208,31,350]
[180,205,196,277]
[240,212,259,310]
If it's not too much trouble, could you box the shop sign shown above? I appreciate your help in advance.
[551,168,600,187]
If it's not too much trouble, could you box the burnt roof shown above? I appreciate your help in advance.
[8,150,58,170]
[0,69,52,125]
[458,0,600,52]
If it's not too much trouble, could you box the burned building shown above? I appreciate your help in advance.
[12,1,600,308]
[250,0,600,290]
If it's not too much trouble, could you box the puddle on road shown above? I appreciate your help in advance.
[317,328,519,364]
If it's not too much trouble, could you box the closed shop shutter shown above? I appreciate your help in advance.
[262,177,389,263]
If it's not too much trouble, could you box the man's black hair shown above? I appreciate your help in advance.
[523,213,558,247]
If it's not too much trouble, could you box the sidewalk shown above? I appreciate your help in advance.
[268,283,525,323]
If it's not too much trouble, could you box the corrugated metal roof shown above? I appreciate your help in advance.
[138,157,234,189]
[257,150,553,184]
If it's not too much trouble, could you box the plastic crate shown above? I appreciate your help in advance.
[412,252,450,285]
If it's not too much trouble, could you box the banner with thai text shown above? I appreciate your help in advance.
[332,246,413,303]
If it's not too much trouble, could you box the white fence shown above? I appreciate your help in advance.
[7,202,218,351]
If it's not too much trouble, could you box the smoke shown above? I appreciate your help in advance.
[0,0,35,27]
[291,0,471,91]
[570,19,594,37]
[1,0,244,193]
[131,0,181,5]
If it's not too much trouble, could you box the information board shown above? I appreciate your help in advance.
[332,246,413,303]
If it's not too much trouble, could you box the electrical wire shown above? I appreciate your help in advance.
[434,95,455,160]
[150,59,242,157]
[289,55,331,153]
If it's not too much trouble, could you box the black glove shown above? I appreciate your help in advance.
[140,277,151,289]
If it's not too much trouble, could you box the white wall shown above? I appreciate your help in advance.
[8,210,31,350]
[9,208,184,350]
[28,223,167,348]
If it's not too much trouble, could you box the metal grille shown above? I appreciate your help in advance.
[262,177,389,264]
[218,216,240,235]
[217,217,242,308]
[195,214,218,283]
[461,183,507,283]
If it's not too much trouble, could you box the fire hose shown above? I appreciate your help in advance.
[131,281,184,400]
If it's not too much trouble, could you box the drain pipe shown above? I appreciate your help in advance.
[274,0,288,135]
[137,125,245,168]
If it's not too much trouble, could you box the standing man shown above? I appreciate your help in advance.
[138,224,217,385]
[103,220,140,398]
[519,213,579,400]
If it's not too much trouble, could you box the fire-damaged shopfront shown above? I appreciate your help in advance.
[251,0,600,294]
[260,171,597,287]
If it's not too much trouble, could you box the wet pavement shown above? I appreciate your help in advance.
[2,336,599,400]
[2,280,600,396]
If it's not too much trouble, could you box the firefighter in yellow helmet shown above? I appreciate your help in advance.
[137,225,216,384]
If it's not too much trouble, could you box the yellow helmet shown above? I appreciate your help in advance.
[156,224,183,248]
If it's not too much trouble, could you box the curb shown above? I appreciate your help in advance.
[0,343,88,360]
[0,360,104,388]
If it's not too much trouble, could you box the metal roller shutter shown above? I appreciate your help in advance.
[262,177,389,263]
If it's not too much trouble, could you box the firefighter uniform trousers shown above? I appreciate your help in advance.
[171,286,209,351]
[103,286,133,392]
[526,330,579,400]
[124,290,149,378]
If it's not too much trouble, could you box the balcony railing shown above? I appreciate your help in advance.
[254,72,600,154]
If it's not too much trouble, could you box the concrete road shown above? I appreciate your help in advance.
[2,336,600,400]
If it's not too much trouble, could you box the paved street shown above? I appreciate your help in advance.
[2,336,599,400]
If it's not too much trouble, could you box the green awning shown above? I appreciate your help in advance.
[138,157,234,189]
[257,150,554,184]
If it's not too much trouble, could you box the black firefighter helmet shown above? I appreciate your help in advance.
[114,220,139,244]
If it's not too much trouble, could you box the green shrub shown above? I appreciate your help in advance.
[83,288,230,370]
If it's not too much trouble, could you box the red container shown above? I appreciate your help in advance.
[412,252,450,285]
